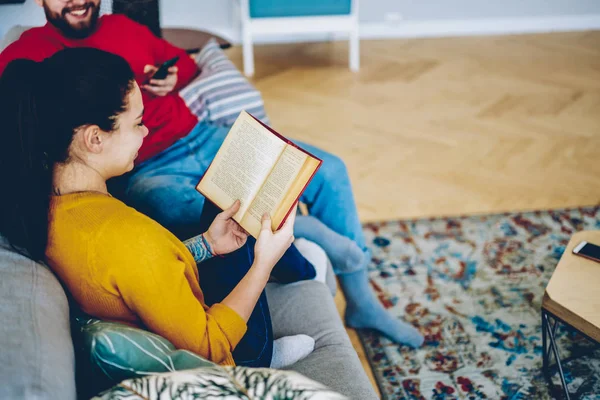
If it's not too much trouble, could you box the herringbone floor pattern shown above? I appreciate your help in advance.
[227,31,600,396]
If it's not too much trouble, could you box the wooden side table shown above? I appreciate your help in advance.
[542,230,600,399]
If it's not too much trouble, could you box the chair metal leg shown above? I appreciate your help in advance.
[349,25,359,72]
[545,317,560,367]
[242,27,255,77]
[240,0,255,77]
[543,311,548,377]
[350,0,360,72]
[543,312,571,400]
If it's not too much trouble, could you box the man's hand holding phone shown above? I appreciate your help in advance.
[143,60,179,97]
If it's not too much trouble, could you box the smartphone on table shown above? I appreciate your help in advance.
[572,241,600,263]
[144,56,179,84]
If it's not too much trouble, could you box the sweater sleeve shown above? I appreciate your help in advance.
[96,216,246,365]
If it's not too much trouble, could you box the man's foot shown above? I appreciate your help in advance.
[270,334,315,369]
[339,269,424,348]
[345,303,424,348]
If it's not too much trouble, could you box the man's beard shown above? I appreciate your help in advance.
[43,2,100,39]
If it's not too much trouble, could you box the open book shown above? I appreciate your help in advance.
[196,111,322,238]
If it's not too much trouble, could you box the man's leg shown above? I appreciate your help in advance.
[294,142,424,347]
[293,141,369,274]
[114,121,421,346]
[117,122,229,240]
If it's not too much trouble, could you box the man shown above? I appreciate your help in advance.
[0,0,423,347]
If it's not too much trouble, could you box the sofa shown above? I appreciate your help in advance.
[0,28,378,400]
[0,236,377,399]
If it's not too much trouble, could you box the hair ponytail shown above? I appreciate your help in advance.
[0,48,135,261]
[0,59,55,261]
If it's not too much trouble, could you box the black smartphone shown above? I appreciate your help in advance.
[145,56,180,83]
[572,241,600,263]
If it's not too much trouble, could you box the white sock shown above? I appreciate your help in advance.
[270,334,315,369]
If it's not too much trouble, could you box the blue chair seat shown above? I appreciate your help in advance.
[249,0,352,18]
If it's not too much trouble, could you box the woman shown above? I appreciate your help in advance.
[0,47,313,368]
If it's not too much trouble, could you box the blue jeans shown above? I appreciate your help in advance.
[111,121,368,275]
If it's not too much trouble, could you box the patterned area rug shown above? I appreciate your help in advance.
[359,207,600,400]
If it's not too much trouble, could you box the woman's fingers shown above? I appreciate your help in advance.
[281,207,297,233]
[261,213,271,233]
[221,199,241,219]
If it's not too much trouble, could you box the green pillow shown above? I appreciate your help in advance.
[73,317,215,384]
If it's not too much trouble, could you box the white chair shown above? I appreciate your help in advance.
[239,0,360,77]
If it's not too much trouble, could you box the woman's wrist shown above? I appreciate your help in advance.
[183,233,216,263]
[201,232,217,257]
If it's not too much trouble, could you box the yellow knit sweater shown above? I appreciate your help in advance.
[46,192,246,366]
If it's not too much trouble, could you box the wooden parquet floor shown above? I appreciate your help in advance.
[227,31,600,397]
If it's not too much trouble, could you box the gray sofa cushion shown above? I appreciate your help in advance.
[267,280,378,400]
[0,238,76,400]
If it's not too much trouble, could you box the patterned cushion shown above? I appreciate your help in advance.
[75,318,214,384]
[179,39,269,126]
[92,366,348,399]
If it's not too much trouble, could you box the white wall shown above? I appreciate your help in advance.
[0,1,46,38]
[2,0,600,42]
[359,0,600,22]
[159,0,235,36]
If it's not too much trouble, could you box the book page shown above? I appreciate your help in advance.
[241,145,308,236]
[271,156,321,228]
[197,113,286,221]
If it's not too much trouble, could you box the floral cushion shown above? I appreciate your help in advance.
[93,366,347,399]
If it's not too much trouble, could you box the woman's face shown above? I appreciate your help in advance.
[101,82,148,177]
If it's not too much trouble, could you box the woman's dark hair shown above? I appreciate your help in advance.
[0,47,135,261]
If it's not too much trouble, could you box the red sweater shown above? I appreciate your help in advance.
[0,15,199,163]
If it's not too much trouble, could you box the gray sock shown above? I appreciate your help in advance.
[270,334,315,369]
[294,216,366,274]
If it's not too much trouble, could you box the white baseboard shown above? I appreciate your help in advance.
[222,14,600,45]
